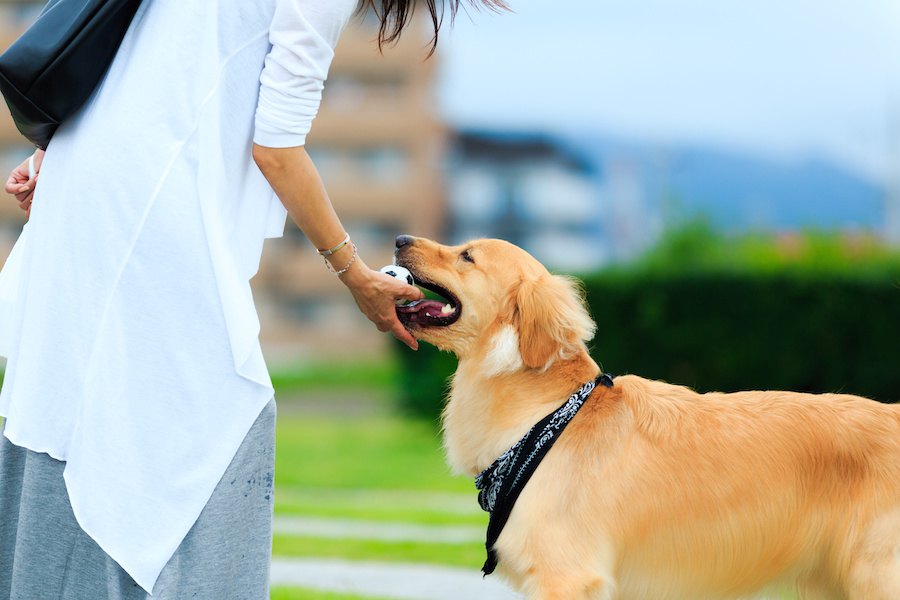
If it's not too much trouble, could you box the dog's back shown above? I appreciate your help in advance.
[510,375,900,599]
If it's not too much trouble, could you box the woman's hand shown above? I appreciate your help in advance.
[338,256,424,350]
[5,149,44,217]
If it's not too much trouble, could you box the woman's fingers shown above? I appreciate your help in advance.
[391,318,418,350]
[395,281,423,304]
[14,176,37,213]
[5,173,26,195]
[377,275,424,347]
[6,154,40,216]
[342,265,423,350]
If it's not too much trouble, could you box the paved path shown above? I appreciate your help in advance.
[271,516,519,599]
[274,516,484,544]
[270,518,784,599]
[271,557,522,600]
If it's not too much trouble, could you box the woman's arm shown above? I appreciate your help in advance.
[252,143,422,350]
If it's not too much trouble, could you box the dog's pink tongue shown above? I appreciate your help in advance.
[396,299,447,323]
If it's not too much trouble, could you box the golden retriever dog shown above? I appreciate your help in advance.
[393,234,900,600]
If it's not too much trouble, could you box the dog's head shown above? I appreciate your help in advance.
[394,236,596,371]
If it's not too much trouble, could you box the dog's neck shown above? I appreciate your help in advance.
[442,348,600,476]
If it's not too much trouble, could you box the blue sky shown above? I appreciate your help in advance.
[437,0,900,184]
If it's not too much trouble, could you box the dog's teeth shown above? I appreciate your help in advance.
[441,304,454,314]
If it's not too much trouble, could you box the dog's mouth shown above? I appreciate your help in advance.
[396,275,461,328]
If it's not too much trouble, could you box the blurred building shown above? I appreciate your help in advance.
[0,5,447,364]
[446,130,617,273]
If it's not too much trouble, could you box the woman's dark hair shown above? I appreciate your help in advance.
[362,0,508,55]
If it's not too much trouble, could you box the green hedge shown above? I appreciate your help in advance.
[394,339,457,422]
[394,269,900,420]
[582,271,899,403]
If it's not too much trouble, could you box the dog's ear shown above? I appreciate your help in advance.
[513,274,596,369]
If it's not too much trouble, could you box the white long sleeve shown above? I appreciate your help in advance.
[254,0,356,147]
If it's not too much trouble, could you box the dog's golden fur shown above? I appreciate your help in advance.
[395,236,900,600]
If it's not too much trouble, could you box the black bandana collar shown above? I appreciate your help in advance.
[474,373,614,575]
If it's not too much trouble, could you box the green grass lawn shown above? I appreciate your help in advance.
[270,359,401,396]
[272,535,484,569]
[275,487,485,526]
[272,382,486,570]
[275,414,465,492]
[270,588,396,600]
[273,404,486,564]
[274,409,481,523]
[270,378,486,599]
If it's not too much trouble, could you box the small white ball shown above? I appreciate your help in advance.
[379,264,415,286]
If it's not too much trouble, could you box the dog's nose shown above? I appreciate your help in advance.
[395,235,415,251]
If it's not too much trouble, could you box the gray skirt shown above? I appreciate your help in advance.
[0,400,276,600]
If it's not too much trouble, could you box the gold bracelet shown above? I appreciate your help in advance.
[324,242,358,276]
[317,234,351,257]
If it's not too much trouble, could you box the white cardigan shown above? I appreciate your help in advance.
[0,0,355,592]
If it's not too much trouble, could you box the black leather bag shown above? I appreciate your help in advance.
[0,0,142,149]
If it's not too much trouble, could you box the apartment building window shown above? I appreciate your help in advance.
[449,167,504,222]
[516,166,599,225]
[283,295,369,330]
[358,147,409,183]
[0,3,42,28]
[325,75,407,111]
[283,297,332,324]
[306,147,351,181]
[308,146,410,184]
[346,220,405,254]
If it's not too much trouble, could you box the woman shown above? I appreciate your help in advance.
[0,0,503,598]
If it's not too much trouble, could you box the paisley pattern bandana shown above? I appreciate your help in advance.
[474,373,614,575]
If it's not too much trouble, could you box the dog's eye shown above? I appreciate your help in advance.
[461,250,475,264]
